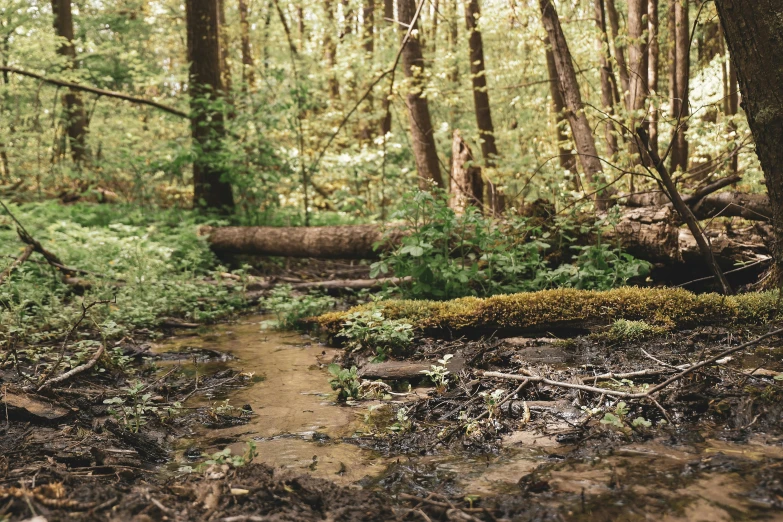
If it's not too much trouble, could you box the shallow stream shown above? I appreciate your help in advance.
[153,316,783,520]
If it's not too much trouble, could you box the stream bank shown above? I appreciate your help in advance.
[2,313,783,521]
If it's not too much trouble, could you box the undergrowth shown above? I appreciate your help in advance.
[0,201,247,346]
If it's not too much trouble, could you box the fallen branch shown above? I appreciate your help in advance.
[0,66,188,118]
[482,326,783,400]
[682,174,741,205]
[38,336,105,390]
[0,244,33,285]
[636,127,732,295]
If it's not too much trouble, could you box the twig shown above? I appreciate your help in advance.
[0,244,33,285]
[35,299,112,389]
[580,368,669,383]
[483,327,783,400]
[37,330,106,390]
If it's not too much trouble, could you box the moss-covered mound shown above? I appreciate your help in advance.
[316,287,779,336]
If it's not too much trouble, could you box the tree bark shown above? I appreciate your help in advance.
[186,0,235,212]
[648,0,659,155]
[726,37,739,174]
[465,0,498,211]
[449,130,484,214]
[544,44,578,175]
[239,0,256,91]
[627,0,648,114]
[359,0,375,142]
[670,0,689,172]
[539,0,604,204]
[217,0,233,97]
[380,0,394,136]
[324,0,340,100]
[50,0,89,164]
[714,0,783,282]
[593,0,619,158]
[605,0,630,110]
[398,0,444,189]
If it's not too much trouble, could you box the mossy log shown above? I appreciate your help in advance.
[315,287,779,338]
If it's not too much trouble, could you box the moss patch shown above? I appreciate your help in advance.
[315,287,780,337]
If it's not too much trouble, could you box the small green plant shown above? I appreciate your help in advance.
[103,380,180,432]
[420,354,453,394]
[260,285,336,330]
[389,406,412,432]
[339,309,414,361]
[328,363,360,401]
[179,441,258,474]
[481,389,506,419]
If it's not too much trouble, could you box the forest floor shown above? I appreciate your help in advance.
[2,296,783,521]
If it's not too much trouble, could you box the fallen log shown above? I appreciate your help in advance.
[204,206,770,272]
[202,225,403,259]
[691,192,771,221]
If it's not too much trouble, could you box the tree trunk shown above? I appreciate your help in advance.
[648,0,659,155]
[359,0,375,142]
[380,0,394,136]
[324,0,340,100]
[465,0,498,211]
[449,130,484,214]
[430,0,440,52]
[298,3,306,49]
[593,0,619,158]
[398,0,444,189]
[239,0,256,91]
[203,208,770,271]
[670,0,689,173]
[186,0,235,212]
[539,0,604,204]
[667,0,677,134]
[627,0,648,114]
[217,0,233,97]
[714,0,783,282]
[725,36,739,174]
[605,0,630,110]
[544,44,578,176]
[50,0,89,164]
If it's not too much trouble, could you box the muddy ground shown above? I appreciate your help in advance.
[2,310,783,521]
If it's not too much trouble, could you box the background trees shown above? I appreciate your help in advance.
[0,0,765,222]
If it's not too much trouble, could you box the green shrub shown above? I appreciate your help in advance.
[259,285,336,330]
[370,190,651,299]
[338,309,414,360]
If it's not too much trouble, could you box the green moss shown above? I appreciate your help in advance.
[315,288,780,336]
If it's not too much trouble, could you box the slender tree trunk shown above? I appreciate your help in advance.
[262,0,273,70]
[605,0,630,110]
[341,0,354,37]
[398,0,444,189]
[186,0,234,212]
[217,0,233,97]
[545,44,578,175]
[298,4,306,49]
[380,0,394,136]
[0,36,12,180]
[670,0,689,172]
[727,51,738,174]
[593,0,619,158]
[713,0,783,283]
[359,0,375,142]
[648,0,659,155]
[465,0,498,211]
[627,0,648,113]
[539,0,604,203]
[324,0,340,100]
[239,0,256,90]
[50,0,89,164]
[430,0,440,53]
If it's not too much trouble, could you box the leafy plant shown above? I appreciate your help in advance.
[328,363,360,401]
[180,442,258,474]
[389,406,412,433]
[482,389,506,419]
[103,380,180,432]
[420,354,454,394]
[371,190,652,300]
[260,285,336,330]
[338,309,414,361]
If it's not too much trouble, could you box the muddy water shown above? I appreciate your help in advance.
[155,318,783,519]
[154,315,389,484]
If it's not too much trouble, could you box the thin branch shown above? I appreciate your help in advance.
[0,66,188,118]
[0,244,33,285]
